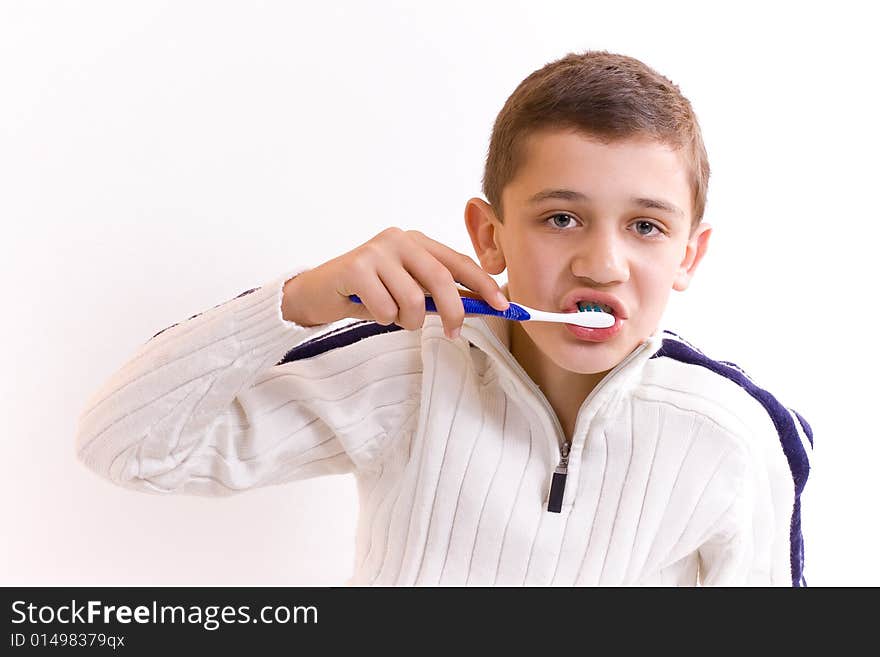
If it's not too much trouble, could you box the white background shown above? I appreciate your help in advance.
[1,0,876,586]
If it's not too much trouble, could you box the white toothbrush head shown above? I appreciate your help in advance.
[558,307,616,329]
[516,303,616,329]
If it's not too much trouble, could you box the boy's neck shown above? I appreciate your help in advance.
[509,320,608,443]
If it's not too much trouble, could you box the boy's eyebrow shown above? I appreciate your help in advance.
[526,188,685,218]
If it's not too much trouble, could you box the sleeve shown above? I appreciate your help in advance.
[73,266,422,497]
[697,406,813,587]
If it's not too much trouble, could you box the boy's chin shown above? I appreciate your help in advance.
[541,331,638,374]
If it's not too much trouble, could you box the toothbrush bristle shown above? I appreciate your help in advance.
[577,300,612,314]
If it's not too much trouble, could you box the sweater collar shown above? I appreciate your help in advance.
[460,283,665,396]
[437,285,666,448]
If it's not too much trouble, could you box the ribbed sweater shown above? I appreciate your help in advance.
[74,267,813,586]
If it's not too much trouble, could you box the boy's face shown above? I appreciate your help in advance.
[465,128,711,375]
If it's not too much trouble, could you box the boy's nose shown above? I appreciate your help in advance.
[570,231,629,284]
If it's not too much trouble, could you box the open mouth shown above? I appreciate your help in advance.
[566,298,624,341]
[563,291,627,320]
[576,300,614,315]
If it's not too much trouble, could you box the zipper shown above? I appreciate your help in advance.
[547,440,570,513]
[542,342,650,512]
[467,322,656,513]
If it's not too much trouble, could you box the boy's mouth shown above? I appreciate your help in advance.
[576,300,614,314]
[561,290,628,319]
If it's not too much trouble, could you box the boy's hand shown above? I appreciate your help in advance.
[282,227,510,339]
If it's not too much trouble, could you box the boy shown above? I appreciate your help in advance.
[74,50,812,586]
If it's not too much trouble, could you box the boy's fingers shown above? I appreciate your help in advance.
[400,246,465,338]
[353,274,399,326]
[445,253,509,310]
[377,265,427,331]
[406,231,509,310]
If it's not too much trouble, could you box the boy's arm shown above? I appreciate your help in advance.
[73,267,421,497]
[75,226,508,497]
[697,408,813,586]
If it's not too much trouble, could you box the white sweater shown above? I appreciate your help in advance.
[74,267,813,586]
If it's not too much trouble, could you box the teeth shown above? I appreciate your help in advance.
[576,300,614,314]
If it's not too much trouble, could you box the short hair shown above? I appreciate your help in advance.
[482,50,710,233]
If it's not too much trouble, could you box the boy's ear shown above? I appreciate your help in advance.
[464,198,507,275]
[672,222,712,292]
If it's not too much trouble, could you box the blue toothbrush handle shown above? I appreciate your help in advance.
[348,294,532,321]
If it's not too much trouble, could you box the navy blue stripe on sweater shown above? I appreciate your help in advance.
[276,320,404,365]
[650,329,812,587]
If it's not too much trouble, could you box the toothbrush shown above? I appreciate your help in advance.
[347,294,615,329]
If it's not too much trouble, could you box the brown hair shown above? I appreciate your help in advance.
[482,50,710,233]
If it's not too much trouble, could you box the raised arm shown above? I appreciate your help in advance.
[74,266,421,496]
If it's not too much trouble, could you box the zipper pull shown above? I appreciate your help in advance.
[547,441,570,513]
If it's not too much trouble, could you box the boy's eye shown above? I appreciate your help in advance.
[633,220,664,237]
[545,213,578,229]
